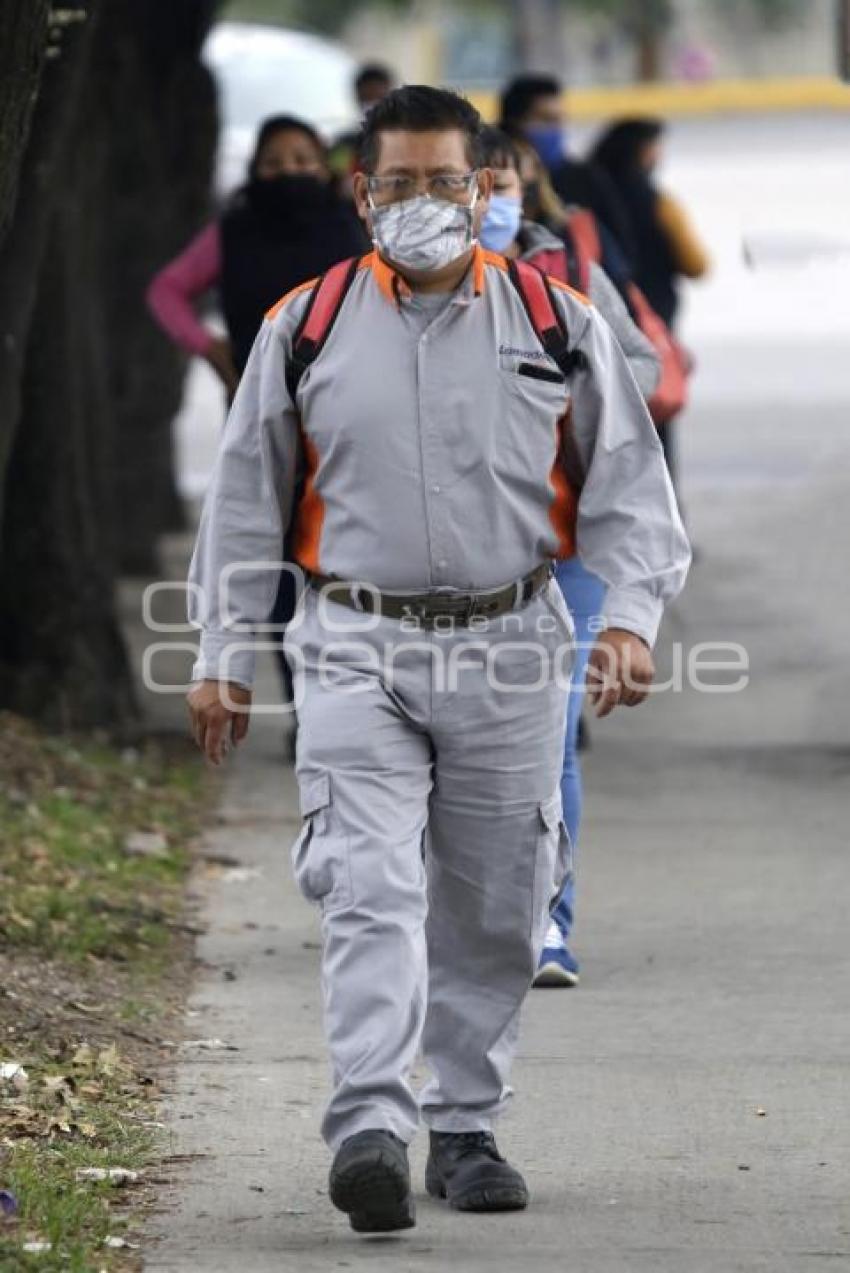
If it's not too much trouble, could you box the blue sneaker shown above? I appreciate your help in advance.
[533,921,580,988]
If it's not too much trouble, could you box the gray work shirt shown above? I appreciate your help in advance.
[188,247,690,687]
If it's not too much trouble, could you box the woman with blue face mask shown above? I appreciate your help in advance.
[498,73,636,267]
[479,127,661,989]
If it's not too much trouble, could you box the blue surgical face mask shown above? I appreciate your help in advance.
[525,123,566,172]
[480,194,523,253]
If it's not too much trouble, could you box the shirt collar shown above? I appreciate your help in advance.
[368,244,488,309]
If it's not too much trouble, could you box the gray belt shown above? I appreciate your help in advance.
[309,562,552,629]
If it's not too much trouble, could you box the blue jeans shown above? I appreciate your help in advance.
[551,557,606,941]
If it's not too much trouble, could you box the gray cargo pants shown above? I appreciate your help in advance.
[285,580,573,1150]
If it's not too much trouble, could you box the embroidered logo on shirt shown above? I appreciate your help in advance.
[499,344,547,361]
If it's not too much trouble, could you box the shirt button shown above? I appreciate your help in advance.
[438,559,448,569]
[432,484,441,494]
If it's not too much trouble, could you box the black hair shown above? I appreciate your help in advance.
[249,114,326,178]
[590,118,665,179]
[499,74,563,129]
[478,125,521,172]
[355,62,395,94]
[357,84,484,173]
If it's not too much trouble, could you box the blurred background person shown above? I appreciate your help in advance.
[147,114,368,742]
[147,113,367,388]
[590,118,709,480]
[590,118,709,331]
[354,60,396,112]
[499,73,635,272]
[478,126,661,989]
[332,61,398,178]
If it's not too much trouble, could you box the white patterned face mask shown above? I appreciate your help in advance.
[369,190,478,273]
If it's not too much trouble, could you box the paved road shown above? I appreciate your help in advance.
[144,114,850,1271]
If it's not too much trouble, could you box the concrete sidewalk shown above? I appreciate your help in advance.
[144,408,850,1272]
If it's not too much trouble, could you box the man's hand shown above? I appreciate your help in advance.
[187,679,252,765]
[586,628,655,719]
[204,336,240,398]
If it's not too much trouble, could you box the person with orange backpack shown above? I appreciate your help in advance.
[186,87,689,1233]
[478,126,662,988]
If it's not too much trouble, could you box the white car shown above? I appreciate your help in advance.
[204,22,359,196]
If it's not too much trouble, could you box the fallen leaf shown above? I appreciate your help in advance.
[219,867,261,884]
[123,830,168,858]
[181,1038,239,1052]
[72,1044,96,1069]
[97,1043,130,1077]
[0,1063,28,1083]
[75,1167,140,1186]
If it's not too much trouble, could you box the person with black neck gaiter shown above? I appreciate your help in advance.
[148,114,368,389]
[147,116,368,742]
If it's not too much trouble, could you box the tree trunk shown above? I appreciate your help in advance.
[96,0,218,575]
[0,206,137,728]
[0,0,218,728]
[0,0,50,246]
[0,2,96,529]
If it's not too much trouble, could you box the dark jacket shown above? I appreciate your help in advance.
[549,158,635,269]
[220,176,368,372]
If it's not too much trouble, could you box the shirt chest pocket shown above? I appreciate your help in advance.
[496,355,571,475]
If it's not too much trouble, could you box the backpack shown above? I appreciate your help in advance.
[284,253,588,518]
[287,254,586,402]
[529,208,690,427]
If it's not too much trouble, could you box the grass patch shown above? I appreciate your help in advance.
[0,712,209,1269]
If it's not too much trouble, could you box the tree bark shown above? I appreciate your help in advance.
[96,0,218,574]
[0,0,218,728]
[0,2,96,528]
[0,0,50,246]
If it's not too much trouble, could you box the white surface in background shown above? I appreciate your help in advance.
[204,23,359,196]
[175,360,226,500]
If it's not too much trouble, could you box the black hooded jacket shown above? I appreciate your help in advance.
[220,175,368,372]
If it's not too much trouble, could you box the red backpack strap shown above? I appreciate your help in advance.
[560,222,592,295]
[286,256,360,401]
[567,208,602,268]
[507,258,586,379]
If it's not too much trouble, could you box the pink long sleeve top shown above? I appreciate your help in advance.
[146,222,222,357]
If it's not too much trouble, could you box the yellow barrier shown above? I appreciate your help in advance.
[467,76,850,121]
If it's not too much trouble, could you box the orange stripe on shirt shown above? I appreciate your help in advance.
[549,414,578,559]
[546,275,592,306]
[291,430,324,574]
[265,277,318,322]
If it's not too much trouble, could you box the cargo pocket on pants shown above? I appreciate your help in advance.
[290,770,352,913]
[532,795,573,935]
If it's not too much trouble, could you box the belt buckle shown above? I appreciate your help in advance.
[438,592,477,627]
[415,590,475,629]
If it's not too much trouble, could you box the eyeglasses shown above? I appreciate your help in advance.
[367,171,478,205]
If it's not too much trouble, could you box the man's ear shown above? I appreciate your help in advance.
[352,171,371,224]
[473,167,494,236]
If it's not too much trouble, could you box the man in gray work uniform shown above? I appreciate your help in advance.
[187,86,690,1235]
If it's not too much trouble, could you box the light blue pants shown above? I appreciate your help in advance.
[550,557,607,941]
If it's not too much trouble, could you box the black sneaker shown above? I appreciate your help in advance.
[425,1130,529,1212]
[329,1129,415,1233]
